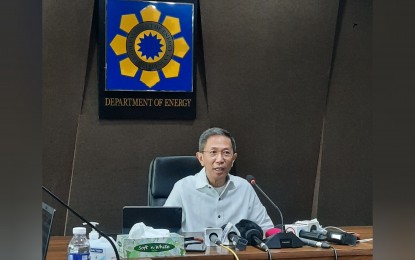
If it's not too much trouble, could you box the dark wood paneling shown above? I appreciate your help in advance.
[42,0,95,235]
[317,0,372,226]
[199,0,339,224]
[66,39,211,234]
[43,0,372,235]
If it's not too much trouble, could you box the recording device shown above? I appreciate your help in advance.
[204,228,222,246]
[184,237,205,252]
[325,230,357,246]
[299,230,327,241]
[42,186,120,260]
[185,243,207,252]
[236,219,269,252]
[221,222,248,250]
[311,227,357,246]
[246,175,303,248]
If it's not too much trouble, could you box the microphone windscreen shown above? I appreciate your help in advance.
[265,227,282,238]
[246,175,255,184]
[235,219,264,240]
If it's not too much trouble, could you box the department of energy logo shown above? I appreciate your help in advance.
[109,5,190,89]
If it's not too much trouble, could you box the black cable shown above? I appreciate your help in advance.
[330,246,338,260]
[42,186,120,260]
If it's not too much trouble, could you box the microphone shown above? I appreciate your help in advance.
[246,175,303,248]
[221,222,248,250]
[299,237,331,249]
[204,228,222,246]
[42,186,120,260]
[246,175,285,231]
[209,233,221,246]
[235,219,269,252]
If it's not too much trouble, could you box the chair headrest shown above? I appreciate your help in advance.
[150,156,202,198]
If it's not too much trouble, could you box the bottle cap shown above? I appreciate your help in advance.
[73,227,87,235]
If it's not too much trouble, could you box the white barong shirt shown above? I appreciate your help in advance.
[164,168,274,233]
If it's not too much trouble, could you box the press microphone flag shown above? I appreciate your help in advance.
[221,222,248,250]
[42,186,120,260]
[245,175,303,249]
[204,228,222,247]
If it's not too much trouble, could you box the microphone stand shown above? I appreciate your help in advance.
[250,181,285,232]
[246,176,303,248]
[42,186,120,260]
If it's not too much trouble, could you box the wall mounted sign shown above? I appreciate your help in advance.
[98,0,198,119]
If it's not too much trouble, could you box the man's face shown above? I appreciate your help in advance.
[197,135,237,186]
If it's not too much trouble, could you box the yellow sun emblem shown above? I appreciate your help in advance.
[109,5,190,88]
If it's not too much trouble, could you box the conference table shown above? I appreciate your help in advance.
[47,226,373,260]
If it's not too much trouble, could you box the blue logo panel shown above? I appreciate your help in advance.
[106,0,194,92]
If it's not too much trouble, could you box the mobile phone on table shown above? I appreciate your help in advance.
[185,243,206,252]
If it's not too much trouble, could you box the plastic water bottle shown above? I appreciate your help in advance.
[68,227,90,260]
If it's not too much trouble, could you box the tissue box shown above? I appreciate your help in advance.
[116,233,185,258]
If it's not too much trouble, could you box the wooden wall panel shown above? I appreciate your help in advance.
[317,0,372,226]
[42,0,95,235]
[199,0,339,224]
[43,0,372,235]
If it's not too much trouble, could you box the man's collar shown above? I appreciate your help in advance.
[195,167,236,189]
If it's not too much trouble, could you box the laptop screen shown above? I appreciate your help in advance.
[42,202,55,260]
[122,206,182,234]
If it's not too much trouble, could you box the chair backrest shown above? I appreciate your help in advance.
[148,155,237,206]
[148,156,202,206]
[42,202,55,260]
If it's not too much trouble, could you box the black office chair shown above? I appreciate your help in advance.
[148,156,202,206]
[148,155,237,206]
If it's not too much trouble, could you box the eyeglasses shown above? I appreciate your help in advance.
[200,150,234,159]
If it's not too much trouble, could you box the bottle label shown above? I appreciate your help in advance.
[90,248,104,253]
[68,253,90,260]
